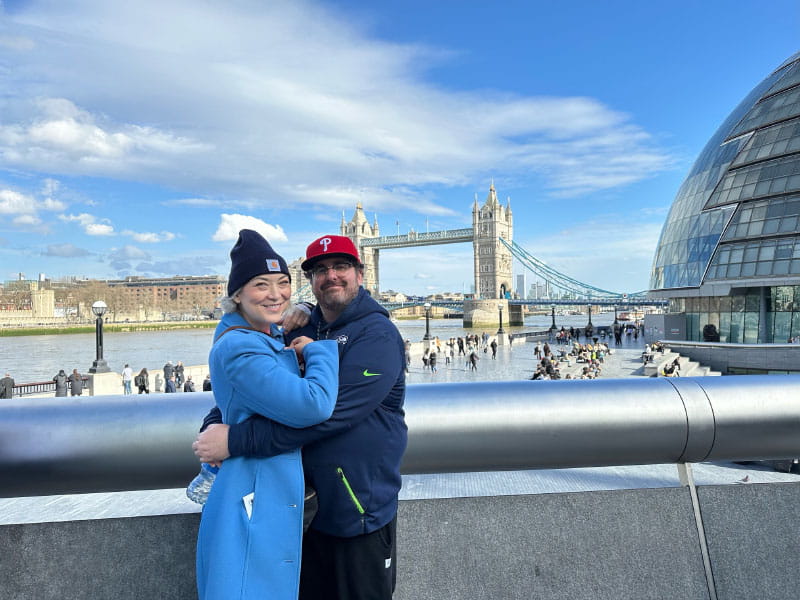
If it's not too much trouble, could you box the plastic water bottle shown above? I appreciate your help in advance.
[186,463,219,505]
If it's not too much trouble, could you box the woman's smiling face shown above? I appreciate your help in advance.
[235,273,291,330]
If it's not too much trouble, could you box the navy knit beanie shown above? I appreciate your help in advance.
[227,229,290,296]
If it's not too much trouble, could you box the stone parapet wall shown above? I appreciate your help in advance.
[3,483,799,599]
[662,340,800,374]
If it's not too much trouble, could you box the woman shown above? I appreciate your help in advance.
[135,368,149,394]
[195,229,338,600]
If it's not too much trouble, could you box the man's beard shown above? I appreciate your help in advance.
[315,283,358,316]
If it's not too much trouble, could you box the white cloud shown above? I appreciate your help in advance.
[13,214,41,226]
[122,230,176,243]
[0,0,674,214]
[85,222,114,236]
[43,243,91,258]
[213,213,289,243]
[0,189,35,214]
[59,212,115,236]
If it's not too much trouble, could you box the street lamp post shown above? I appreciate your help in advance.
[613,305,619,325]
[89,300,110,373]
[549,304,557,332]
[497,302,505,335]
[423,302,432,341]
[586,304,593,328]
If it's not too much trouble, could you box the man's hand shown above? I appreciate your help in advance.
[281,303,312,332]
[193,423,231,466]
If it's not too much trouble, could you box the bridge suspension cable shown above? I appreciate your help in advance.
[500,238,646,300]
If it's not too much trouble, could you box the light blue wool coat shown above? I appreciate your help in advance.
[196,311,338,600]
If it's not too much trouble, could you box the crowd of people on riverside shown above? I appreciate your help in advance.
[529,339,612,380]
[552,322,643,346]
[408,332,512,374]
[127,360,212,394]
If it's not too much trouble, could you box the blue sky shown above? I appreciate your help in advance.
[0,0,797,295]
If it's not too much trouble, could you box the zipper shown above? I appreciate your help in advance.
[336,467,365,514]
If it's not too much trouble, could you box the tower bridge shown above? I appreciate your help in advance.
[342,183,513,302]
[310,183,658,327]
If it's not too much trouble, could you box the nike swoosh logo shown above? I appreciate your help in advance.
[363,369,381,377]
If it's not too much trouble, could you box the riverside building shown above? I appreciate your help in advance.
[649,51,800,348]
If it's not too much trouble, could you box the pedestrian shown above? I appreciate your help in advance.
[165,375,177,393]
[429,350,437,373]
[535,342,542,360]
[68,369,83,396]
[490,338,498,359]
[194,232,407,600]
[175,361,185,387]
[469,347,479,371]
[422,347,429,369]
[190,229,338,600]
[121,363,134,395]
[53,369,68,397]
[163,361,174,383]
[183,375,196,392]
[202,374,212,392]
[404,340,412,373]
[135,368,150,394]
[0,372,14,399]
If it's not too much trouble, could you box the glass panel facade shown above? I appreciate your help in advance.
[707,237,800,281]
[706,154,800,208]
[731,117,800,167]
[727,85,800,139]
[673,286,800,343]
[721,194,800,242]
[765,60,800,97]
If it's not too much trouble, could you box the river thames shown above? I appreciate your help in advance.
[1,312,620,383]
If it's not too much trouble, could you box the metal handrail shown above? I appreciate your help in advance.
[1,375,799,497]
[8,376,90,398]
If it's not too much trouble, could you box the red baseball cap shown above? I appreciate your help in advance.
[301,235,361,271]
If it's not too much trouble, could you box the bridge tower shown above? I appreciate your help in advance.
[340,202,380,295]
[472,183,513,298]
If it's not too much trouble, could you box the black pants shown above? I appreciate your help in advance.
[300,516,397,600]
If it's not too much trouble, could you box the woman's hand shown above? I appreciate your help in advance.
[289,335,314,363]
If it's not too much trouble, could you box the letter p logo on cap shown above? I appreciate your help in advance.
[301,234,361,271]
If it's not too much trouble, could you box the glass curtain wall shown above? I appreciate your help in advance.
[679,286,800,342]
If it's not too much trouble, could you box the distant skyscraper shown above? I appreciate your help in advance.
[516,273,527,299]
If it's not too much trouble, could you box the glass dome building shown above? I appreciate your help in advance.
[650,51,800,344]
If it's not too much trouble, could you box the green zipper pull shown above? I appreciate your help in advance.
[337,467,365,514]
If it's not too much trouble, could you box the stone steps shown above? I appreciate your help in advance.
[645,349,721,377]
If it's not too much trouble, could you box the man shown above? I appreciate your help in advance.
[183,375,195,392]
[163,361,174,383]
[0,372,14,399]
[175,361,185,387]
[201,374,212,391]
[68,369,83,396]
[121,363,134,395]
[164,375,177,393]
[194,234,407,600]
